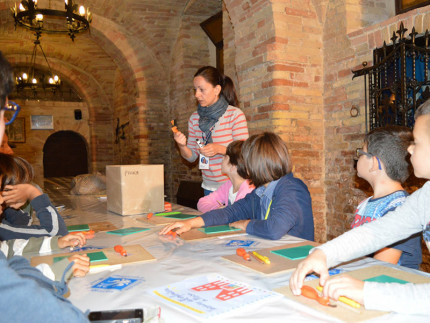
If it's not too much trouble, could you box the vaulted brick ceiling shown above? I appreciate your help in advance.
[0,0,221,113]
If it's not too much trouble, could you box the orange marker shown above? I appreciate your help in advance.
[170,120,178,133]
[147,212,154,220]
[166,230,177,238]
[164,201,172,212]
[114,245,128,257]
[301,285,335,307]
[236,248,251,261]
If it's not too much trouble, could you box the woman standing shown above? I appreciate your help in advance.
[174,66,249,195]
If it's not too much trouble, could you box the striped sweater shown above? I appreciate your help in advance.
[0,194,68,240]
[0,235,74,281]
[185,106,249,191]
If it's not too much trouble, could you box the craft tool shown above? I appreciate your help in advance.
[236,248,251,261]
[301,285,336,307]
[170,119,179,133]
[316,285,361,309]
[251,251,271,264]
[147,212,154,220]
[114,245,128,257]
[216,200,225,208]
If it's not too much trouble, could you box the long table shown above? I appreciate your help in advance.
[39,178,430,322]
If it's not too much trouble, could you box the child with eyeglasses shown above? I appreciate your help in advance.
[351,126,421,269]
[290,103,430,314]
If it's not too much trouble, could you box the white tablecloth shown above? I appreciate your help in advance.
[42,180,430,322]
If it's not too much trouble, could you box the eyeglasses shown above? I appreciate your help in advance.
[356,148,372,159]
[1,101,21,125]
[355,148,382,170]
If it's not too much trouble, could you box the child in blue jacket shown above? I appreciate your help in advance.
[161,132,314,240]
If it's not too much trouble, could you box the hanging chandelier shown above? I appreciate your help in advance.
[15,33,61,94]
[11,0,92,41]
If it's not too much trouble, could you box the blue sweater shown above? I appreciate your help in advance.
[0,194,68,240]
[0,253,88,322]
[201,173,314,240]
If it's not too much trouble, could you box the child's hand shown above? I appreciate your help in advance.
[173,131,187,146]
[322,275,364,305]
[159,221,191,236]
[2,184,42,208]
[229,220,250,231]
[58,233,86,249]
[69,254,90,277]
[289,249,329,295]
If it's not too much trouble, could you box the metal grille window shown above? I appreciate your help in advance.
[353,23,430,131]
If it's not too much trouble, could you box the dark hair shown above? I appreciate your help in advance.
[0,52,14,109]
[415,100,430,119]
[241,132,292,187]
[0,153,34,191]
[365,126,413,183]
[194,66,238,106]
[226,140,247,178]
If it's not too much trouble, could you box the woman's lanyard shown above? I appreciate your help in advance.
[264,199,273,220]
[201,126,214,145]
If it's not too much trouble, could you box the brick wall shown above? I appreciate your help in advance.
[223,0,326,242]
[8,100,89,187]
[168,14,215,200]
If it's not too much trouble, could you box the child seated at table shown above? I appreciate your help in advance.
[160,132,314,240]
[1,232,90,280]
[197,140,254,212]
[0,52,88,321]
[0,153,68,240]
[290,103,430,314]
[351,126,421,269]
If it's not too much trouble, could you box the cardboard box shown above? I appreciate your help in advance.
[106,164,164,215]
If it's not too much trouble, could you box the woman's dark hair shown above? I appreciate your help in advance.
[0,52,14,109]
[194,66,238,107]
[226,140,247,178]
[241,132,292,187]
[0,153,34,191]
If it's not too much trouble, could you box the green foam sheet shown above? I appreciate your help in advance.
[364,275,409,284]
[198,225,241,234]
[270,245,314,260]
[67,224,90,232]
[106,227,150,236]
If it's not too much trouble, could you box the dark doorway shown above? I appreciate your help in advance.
[43,131,88,177]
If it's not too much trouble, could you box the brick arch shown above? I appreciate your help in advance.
[89,15,170,164]
[9,54,114,171]
[89,14,167,100]
[9,55,110,114]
